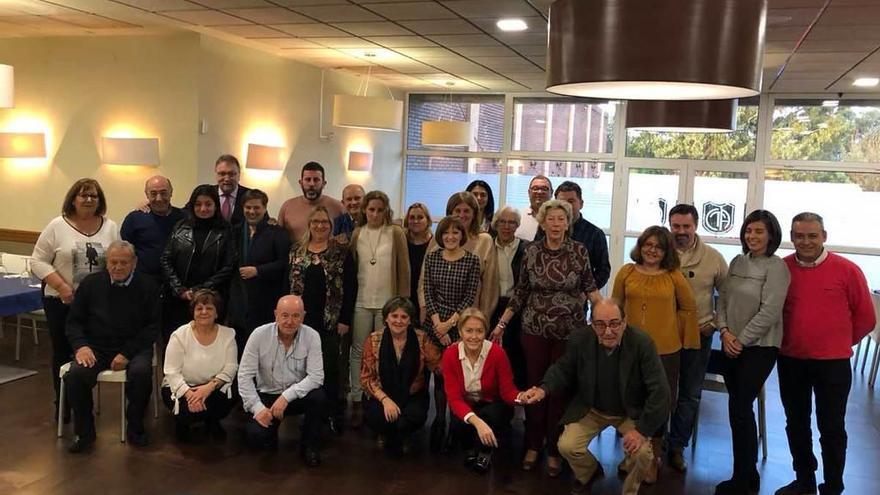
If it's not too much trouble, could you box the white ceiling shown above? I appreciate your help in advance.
[1,0,880,94]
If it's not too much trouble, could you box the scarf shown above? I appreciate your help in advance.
[378,325,421,405]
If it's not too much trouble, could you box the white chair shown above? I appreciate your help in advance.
[691,367,768,460]
[57,345,161,442]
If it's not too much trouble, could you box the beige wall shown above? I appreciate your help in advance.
[0,33,405,242]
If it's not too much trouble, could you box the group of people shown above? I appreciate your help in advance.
[30,155,876,495]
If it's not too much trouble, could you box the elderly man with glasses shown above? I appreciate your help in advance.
[516,175,553,241]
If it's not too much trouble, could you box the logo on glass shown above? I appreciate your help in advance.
[702,202,735,234]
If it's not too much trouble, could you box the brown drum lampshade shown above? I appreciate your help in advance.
[546,0,767,100]
[627,99,738,133]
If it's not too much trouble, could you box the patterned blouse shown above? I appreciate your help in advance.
[289,239,351,333]
[507,239,597,340]
[422,249,481,345]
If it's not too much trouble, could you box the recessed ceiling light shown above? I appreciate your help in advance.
[497,18,528,32]
[853,77,879,87]
[821,100,839,107]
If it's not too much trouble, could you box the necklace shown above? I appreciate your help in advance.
[367,226,383,265]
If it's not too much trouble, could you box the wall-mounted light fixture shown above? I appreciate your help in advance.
[348,150,373,172]
[101,137,160,166]
[0,132,46,158]
[246,143,285,170]
[0,64,13,108]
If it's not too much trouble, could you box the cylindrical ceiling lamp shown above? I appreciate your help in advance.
[0,64,13,108]
[546,0,767,100]
[627,99,739,133]
[421,121,471,146]
[333,94,403,132]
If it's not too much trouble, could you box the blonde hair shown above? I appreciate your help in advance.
[458,307,489,333]
[296,206,333,258]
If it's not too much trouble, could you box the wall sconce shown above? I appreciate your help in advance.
[101,137,160,166]
[246,143,285,170]
[0,132,46,158]
[0,64,12,108]
[348,151,373,172]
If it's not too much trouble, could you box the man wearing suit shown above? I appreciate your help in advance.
[187,154,252,228]
[521,298,670,495]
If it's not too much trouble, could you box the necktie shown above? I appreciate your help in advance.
[221,193,232,221]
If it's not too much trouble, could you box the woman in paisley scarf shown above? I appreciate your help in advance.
[289,205,354,434]
[493,199,601,477]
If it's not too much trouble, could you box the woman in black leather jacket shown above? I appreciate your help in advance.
[160,185,235,340]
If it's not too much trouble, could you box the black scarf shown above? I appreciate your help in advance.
[378,325,421,405]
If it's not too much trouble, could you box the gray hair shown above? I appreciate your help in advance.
[106,240,136,258]
[536,199,572,225]
[491,206,521,230]
[792,212,825,230]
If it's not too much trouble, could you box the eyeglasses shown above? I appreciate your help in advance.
[78,193,99,200]
[496,220,518,227]
[642,242,664,252]
[310,219,331,225]
[591,319,623,331]
[529,186,551,192]
[216,171,239,178]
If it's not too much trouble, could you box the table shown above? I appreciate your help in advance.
[0,276,42,317]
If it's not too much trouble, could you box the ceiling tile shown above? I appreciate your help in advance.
[308,37,380,48]
[798,39,880,52]
[471,15,546,34]
[493,31,548,46]
[363,2,458,21]
[272,23,349,36]
[453,45,520,57]
[222,7,312,23]
[470,55,540,71]
[441,0,541,18]
[330,21,411,36]
[399,19,480,35]
[114,0,202,11]
[195,0,273,8]
[0,0,75,15]
[822,6,880,26]
[392,47,458,58]
[515,44,546,56]
[51,14,134,29]
[211,24,288,37]
[252,37,324,48]
[365,35,437,47]
[291,5,382,22]
[278,0,350,5]
[427,34,502,47]
[161,9,253,25]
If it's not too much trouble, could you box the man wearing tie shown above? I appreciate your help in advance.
[189,155,252,228]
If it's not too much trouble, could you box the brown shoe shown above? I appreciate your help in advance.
[350,401,363,430]
[522,449,539,471]
[668,447,687,472]
[547,456,564,477]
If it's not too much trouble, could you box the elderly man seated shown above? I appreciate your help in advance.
[238,295,326,466]
[520,298,670,495]
[64,240,161,453]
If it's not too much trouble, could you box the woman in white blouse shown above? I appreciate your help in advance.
[31,178,119,420]
[162,289,238,441]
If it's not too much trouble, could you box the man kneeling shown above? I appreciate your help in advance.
[65,241,160,453]
[521,298,670,495]
[238,295,326,466]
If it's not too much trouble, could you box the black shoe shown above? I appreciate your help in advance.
[463,449,478,468]
[571,464,604,495]
[817,483,842,495]
[775,479,818,495]
[68,435,95,454]
[471,452,492,474]
[328,416,344,436]
[127,430,149,447]
[175,423,191,443]
[715,478,751,495]
[429,421,446,454]
[207,421,227,442]
[302,447,322,467]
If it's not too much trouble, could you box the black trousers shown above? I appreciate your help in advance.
[244,389,326,450]
[364,393,430,446]
[777,356,852,495]
[492,298,527,390]
[160,387,234,426]
[319,329,342,413]
[720,346,778,482]
[43,297,72,408]
[451,401,514,453]
[64,347,153,438]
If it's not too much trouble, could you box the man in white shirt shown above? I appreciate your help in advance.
[238,295,326,466]
[515,175,552,241]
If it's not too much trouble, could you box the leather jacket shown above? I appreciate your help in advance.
[160,221,236,296]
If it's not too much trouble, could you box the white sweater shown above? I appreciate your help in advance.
[162,323,238,409]
[30,216,119,297]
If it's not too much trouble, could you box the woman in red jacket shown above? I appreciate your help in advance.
[442,307,526,473]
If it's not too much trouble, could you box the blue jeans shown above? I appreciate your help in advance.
[668,333,712,450]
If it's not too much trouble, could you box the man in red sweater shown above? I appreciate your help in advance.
[776,212,876,495]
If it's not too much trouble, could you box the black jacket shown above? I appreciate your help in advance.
[229,216,292,330]
[160,220,236,297]
[66,271,160,359]
[542,325,670,437]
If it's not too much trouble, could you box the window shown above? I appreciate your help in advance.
[403,155,500,221]
[512,97,617,154]
[625,99,759,161]
[625,168,680,232]
[692,171,750,239]
[406,94,504,152]
[505,161,614,229]
[771,99,880,162]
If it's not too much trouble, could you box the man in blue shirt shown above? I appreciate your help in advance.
[120,176,184,284]
[332,183,364,242]
[238,295,326,466]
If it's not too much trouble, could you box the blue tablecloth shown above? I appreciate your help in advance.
[0,277,42,317]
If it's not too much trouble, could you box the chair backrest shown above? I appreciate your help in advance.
[1,253,30,273]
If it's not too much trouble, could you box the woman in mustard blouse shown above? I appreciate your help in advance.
[611,225,698,483]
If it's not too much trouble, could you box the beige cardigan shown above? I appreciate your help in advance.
[350,224,411,299]
[418,231,499,319]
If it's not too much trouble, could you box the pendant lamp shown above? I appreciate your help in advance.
[421,120,471,147]
[546,0,767,100]
[332,66,402,132]
[0,64,13,108]
[627,99,738,133]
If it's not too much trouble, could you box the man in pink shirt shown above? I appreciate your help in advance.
[776,212,876,495]
[277,162,344,243]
